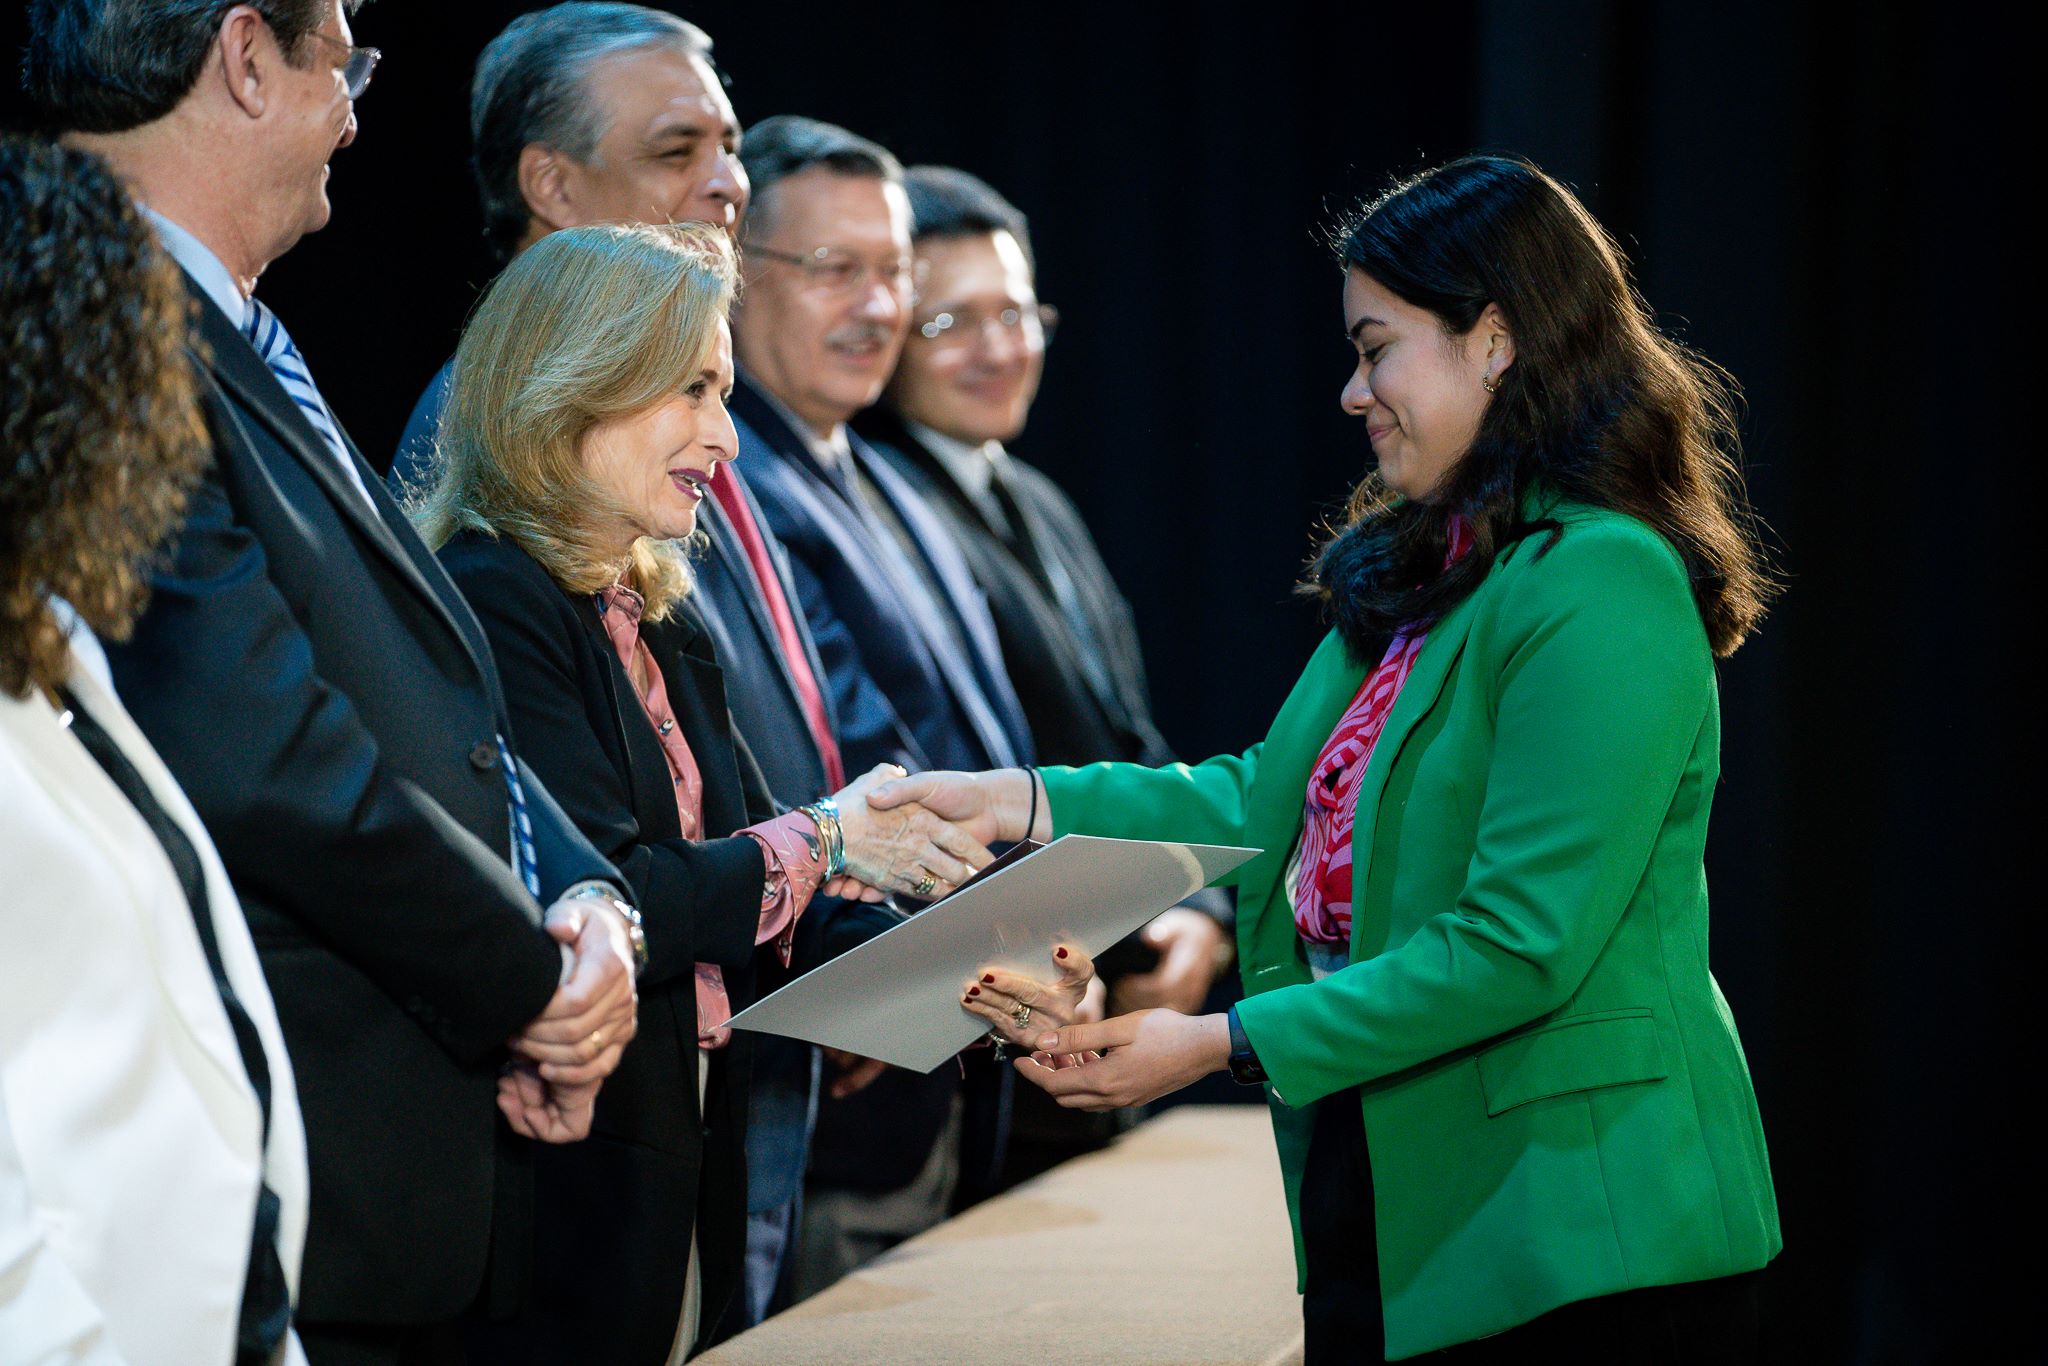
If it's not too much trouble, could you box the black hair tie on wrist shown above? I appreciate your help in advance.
[1023,767,1039,844]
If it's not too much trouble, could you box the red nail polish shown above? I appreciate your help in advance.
[968,986,981,997]
[1055,947,1069,960]
[982,974,996,984]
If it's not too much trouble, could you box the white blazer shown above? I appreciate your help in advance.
[0,624,310,1366]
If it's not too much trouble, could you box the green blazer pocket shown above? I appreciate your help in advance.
[1476,1008,1669,1116]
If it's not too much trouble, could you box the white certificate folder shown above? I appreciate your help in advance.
[719,834,1258,1072]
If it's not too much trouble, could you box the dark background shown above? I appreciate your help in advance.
[3,2,2026,1361]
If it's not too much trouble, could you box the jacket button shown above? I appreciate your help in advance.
[470,741,498,771]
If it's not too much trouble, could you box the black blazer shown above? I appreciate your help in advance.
[438,529,771,1361]
[102,278,618,1324]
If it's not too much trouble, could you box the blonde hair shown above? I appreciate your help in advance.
[413,221,737,620]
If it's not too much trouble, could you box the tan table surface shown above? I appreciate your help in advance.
[697,1104,1304,1366]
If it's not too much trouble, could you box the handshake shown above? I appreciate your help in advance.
[490,766,1044,1143]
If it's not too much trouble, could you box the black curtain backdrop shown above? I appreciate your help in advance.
[3,3,2024,1361]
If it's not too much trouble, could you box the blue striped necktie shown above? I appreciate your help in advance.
[241,297,377,510]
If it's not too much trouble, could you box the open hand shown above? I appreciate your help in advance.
[961,941,1098,1045]
[1012,1009,1231,1112]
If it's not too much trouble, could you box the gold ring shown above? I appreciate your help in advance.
[912,872,937,897]
[1012,1004,1032,1029]
[589,1027,605,1050]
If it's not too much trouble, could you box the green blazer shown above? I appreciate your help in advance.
[1041,499,1780,1359]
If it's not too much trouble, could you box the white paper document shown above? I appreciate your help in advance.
[719,834,1259,1072]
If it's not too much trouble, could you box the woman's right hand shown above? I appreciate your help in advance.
[864,767,1046,849]
[960,942,1100,1046]
[832,764,997,900]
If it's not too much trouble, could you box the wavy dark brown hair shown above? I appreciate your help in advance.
[1,134,210,698]
[1306,155,1777,660]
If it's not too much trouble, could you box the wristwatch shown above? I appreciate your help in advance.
[1224,1005,1267,1086]
[563,881,649,976]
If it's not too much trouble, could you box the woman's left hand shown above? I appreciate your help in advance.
[1011,1009,1232,1112]
[961,942,1099,1045]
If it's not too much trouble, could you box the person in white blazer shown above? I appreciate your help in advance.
[0,135,310,1366]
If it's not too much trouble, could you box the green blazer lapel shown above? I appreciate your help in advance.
[1345,591,1484,963]
[1235,630,1368,995]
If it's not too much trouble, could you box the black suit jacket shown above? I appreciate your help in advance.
[103,277,618,1324]
[439,530,770,1359]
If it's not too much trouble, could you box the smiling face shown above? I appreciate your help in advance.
[577,319,738,549]
[264,0,361,252]
[735,167,915,438]
[553,47,747,236]
[1340,268,1513,502]
[887,230,1045,445]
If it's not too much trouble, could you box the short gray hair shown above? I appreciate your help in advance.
[737,114,901,242]
[471,2,717,262]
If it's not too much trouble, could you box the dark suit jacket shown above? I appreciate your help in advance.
[103,277,618,1326]
[730,375,1032,777]
[858,412,1171,769]
[859,413,1231,926]
[439,530,771,1360]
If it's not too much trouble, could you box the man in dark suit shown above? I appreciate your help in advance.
[385,6,892,1322]
[25,3,644,1360]
[729,115,1037,1296]
[855,167,1237,1181]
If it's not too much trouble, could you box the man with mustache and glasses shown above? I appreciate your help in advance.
[728,116,1036,1298]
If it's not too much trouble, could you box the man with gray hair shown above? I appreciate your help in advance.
[21,3,646,1362]
[389,1,745,488]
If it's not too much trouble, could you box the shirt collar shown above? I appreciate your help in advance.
[748,375,852,469]
[139,206,247,330]
[905,419,1004,502]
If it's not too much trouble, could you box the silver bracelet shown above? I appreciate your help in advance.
[798,797,847,878]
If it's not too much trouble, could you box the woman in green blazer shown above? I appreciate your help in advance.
[874,155,1781,1361]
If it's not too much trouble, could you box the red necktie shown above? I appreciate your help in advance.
[710,470,846,791]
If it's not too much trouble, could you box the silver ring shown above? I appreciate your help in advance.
[912,872,938,897]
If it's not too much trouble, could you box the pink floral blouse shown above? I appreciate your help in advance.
[598,584,828,1049]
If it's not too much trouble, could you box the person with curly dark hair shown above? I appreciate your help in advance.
[1,133,313,1366]
[23,4,648,1361]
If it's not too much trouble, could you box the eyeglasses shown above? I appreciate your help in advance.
[913,303,1061,347]
[303,30,380,100]
[748,243,924,300]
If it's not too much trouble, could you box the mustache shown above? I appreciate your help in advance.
[824,322,894,349]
